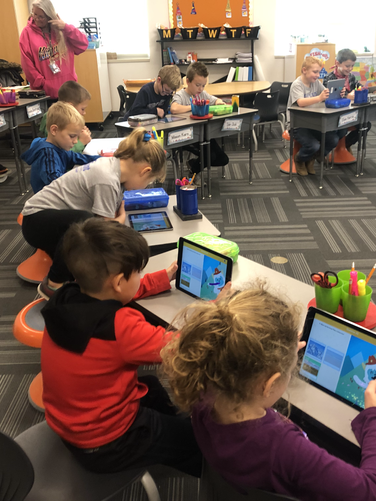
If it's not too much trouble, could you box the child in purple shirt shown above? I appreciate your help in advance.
[161,283,376,501]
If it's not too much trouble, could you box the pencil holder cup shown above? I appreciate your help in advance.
[354,88,368,105]
[337,270,366,306]
[191,101,209,117]
[341,284,372,322]
[314,277,343,314]
[180,185,198,215]
[0,93,7,104]
[175,185,182,211]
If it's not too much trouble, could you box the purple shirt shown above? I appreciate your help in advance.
[192,403,376,501]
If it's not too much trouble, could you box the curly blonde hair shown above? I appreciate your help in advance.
[161,282,301,412]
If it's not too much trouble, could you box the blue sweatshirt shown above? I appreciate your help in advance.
[22,138,100,193]
[119,81,171,122]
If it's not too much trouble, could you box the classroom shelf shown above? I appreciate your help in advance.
[157,34,258,79]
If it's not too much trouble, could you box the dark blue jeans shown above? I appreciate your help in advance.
[294,128,339,162]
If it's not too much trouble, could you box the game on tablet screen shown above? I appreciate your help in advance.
[300,312,376,409]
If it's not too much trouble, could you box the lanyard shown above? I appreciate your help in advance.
[42,31,55,62]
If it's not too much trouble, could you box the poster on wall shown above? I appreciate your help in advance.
[304,47,331,79]
[170,0,253,28]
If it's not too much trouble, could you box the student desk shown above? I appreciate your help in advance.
[288,102,368,189]
[115,115,207,198]
[203,107,258,197]
[205,81,271,105]
[126,195,220,255]
[8,96,49,194]
[135,249,361,448]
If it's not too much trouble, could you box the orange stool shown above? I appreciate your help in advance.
[329,136,356,164]
[16,213,52,284]
[280,131,301,175]
[13,298,46,412]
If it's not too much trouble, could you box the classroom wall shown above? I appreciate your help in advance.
[107,0,285,111]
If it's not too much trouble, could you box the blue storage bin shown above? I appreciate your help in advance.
[123,188,169,211]
[325,98,351,109]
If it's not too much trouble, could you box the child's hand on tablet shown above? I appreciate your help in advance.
[166,261,178,281]
[297,331,306,352]
[216,281,232,301]
[364,380,376,409]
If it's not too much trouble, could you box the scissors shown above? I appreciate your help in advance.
[310,271,338,289]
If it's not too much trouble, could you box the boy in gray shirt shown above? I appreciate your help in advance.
[171,62,228,185]
[287,56,339,176]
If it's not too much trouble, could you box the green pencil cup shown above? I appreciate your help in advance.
[341,284,372,322]
[314,277,343,313]
[337,270,366,305]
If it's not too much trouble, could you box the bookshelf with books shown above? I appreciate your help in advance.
[156,35,258,81]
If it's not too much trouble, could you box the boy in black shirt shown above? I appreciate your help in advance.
[120,66,181,122]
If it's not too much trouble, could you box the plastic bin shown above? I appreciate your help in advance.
[123,188,169,211]
[225,27,242,39]
[157,28,176,40]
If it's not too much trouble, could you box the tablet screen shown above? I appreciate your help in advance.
[128,212,173,232]
[158,116,187,123]
[176,239,232,300]
[300,309,376,410]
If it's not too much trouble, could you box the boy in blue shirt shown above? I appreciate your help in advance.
[22,102,100,193]
[119,65,181,122]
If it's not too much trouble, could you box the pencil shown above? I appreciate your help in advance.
[366,263,376,284]
[189,173,196,184]
[351,262,355,272]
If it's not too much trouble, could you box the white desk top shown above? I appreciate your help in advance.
[126,195,220,247]
[137,249,360,446]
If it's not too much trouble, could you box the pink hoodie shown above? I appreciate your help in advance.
[19,18,88,99]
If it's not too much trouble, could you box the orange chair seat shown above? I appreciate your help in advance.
[28,372,44,412]
[280,138,301,175]
[17,213,23,226]
[16,249,52,284]
[329,136,356,164]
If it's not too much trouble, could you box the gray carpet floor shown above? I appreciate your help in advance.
[1,116,376,499]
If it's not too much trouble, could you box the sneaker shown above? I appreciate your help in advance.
[37,276,61,300]
[0,164,8,176]
[294,154,308,176]
[305,158,316,175]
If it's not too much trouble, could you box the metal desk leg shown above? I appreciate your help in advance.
[9,113,28,194]
[249,123,253,185]
[31,121,38,139]
[199,139,205,200]
[171,149,178,181]
[360,124,368,176]
[221,137,226,178]
[355,125,362,177]
[206,139,211,198]
[319,132,325,189]
[289,129,294,183]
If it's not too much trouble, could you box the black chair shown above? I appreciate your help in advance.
[15,421,161,501]
[199,459,300,501]
[117,85,137,114]
[270,82,292,129]
[253,91,284,147]
[0,431,34,501]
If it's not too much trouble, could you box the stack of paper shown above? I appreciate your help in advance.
[235,52,252,63]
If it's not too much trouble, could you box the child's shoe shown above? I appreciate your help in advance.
[305,158,316,175]
[37,276,61,300]
[294,154,308,176]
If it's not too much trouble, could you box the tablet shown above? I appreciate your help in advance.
[300,307,376,410]
[327,79,345,100]
[128,212,173,233]
[176,237,233,300]
[158,116,187,123]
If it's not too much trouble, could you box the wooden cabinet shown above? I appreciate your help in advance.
[0,0,29,66]
[74,49,111,128]
[295,43,336,78]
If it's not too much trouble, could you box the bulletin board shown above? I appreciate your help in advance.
[169,0,254,28]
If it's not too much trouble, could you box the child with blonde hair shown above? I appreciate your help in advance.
[162,283,376,500]
[21,127,166,299]
[286,56,339,176]
[22,102,99,193]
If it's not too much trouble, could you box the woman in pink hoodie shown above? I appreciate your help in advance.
[19,0,88,100]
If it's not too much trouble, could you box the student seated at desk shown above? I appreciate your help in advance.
[162,283,376,501]
[323,48,372,154]
[22,102,100,193]
[119,65,181,122]
[287,56,339,176]
[40,218,202,477]
[170,62,229,186]
[39,80,93,153]
[21,128,165,299]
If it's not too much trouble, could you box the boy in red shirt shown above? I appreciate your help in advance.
[41,218,201,476]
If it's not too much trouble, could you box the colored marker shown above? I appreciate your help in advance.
[358,279,366,296]
[151,127,158,140]
[350,271,358,296]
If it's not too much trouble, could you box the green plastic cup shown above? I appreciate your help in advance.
[337,270,366,306]
[341,284,372,322]
[314,276,343,313]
